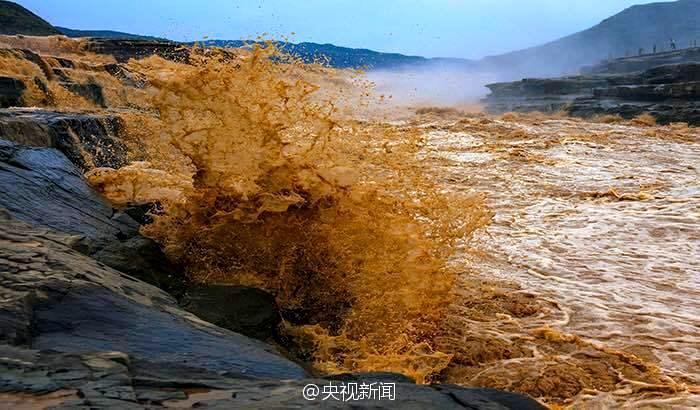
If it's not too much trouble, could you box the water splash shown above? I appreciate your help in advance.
[88,44,491,383]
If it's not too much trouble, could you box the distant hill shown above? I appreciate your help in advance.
[56,26,167,41]
[482,0,700,78]
[0,0,60,35]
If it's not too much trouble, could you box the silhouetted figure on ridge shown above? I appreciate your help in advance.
[670,38,677,50]
[653,44,657,53]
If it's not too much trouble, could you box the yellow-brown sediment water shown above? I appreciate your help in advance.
[11,39,698,407]
[86,44,492,385]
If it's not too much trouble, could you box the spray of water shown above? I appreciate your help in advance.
[86,43,492,382]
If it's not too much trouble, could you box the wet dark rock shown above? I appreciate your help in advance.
[181,284,281,341]
[0,139,184,293]
[0,344,545,409]
[123,201,163,225]
[60,81,106,107]
[0,108,128,170]
[0,76,26,108]
[433,386,546,410]
[84,38,190,63]
[484,63,700,125]
[0,139,133,241]
[72,235,185,297]
[0,211,308,380]
[102,63,148,88]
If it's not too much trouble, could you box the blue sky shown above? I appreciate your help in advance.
[17,0,673,59]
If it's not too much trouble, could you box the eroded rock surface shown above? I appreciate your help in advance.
[0,139,133,239]
[485,62,700,124]
[0,344,543,409]
[0,139,180,291]
[0,210,307,380]
[84,38,190,63]
[0,108,128,170]
[0,76,25,108]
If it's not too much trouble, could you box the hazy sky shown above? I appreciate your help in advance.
[16,0,674,59]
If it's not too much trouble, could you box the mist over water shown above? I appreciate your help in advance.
[367,64,502,106]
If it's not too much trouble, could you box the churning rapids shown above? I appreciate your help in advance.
[410,111,700,408]
[3,38,697,408]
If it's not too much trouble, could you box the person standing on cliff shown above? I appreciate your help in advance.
[670,38,677,50]
[653,44,657,53]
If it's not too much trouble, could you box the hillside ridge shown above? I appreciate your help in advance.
[0,0,60,35]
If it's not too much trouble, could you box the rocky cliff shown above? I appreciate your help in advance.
[484,60,700,125]
[585,47,700,74]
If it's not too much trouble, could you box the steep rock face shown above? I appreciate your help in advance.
[0,108,128,170]
[484,77,610,114]
[0,139,181,292]
[0,76,25,107]
[84,38,190,63]
[484,63,700,125]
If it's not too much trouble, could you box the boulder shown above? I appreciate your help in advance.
[72,235,185,296]
[181,284,282,341]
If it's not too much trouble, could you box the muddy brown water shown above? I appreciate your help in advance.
[417,116,699,408]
